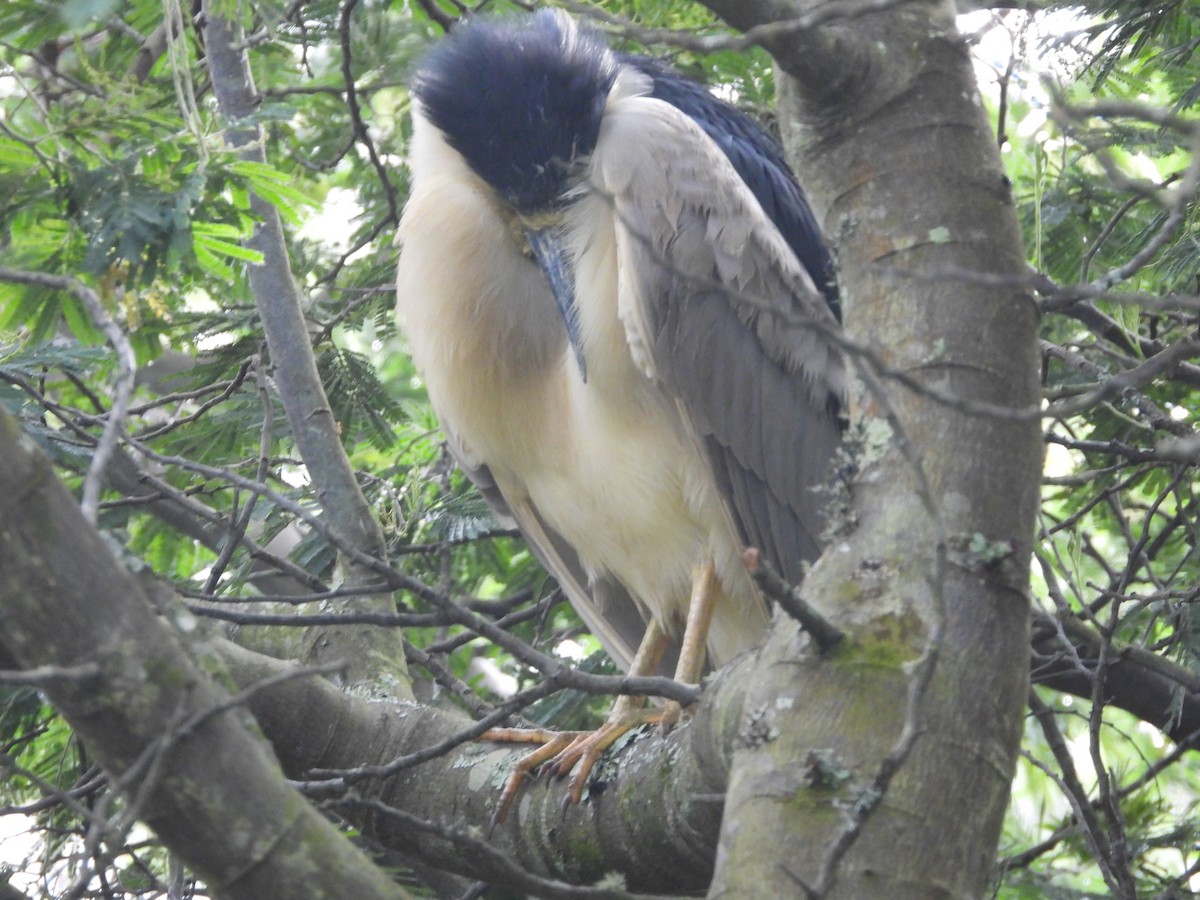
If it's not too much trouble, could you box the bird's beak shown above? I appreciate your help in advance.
[525,225,587,381]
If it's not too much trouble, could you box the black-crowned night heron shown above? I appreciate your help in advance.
[396,9,845,816]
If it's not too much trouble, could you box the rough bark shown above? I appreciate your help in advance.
[704,1,1041,897]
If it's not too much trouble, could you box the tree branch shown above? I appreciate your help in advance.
[217,637,743,893]
[1030,609,1200,745]
[200,2,386,566]
[0,406,409,900]
[201,0,410,692]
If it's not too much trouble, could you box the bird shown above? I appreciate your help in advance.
[395,9,845,818]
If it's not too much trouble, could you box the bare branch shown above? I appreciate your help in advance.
[201,2,388,567]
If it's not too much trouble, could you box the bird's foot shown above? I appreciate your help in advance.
[482,705,667,826]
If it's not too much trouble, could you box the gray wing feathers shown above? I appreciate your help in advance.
[596,95,845,585]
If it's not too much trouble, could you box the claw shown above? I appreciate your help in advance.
[481,597,715,825]
[483,729,580,826]
[483,704,669,824]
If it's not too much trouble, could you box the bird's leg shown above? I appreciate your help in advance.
[483,619,671,824]
[659,559,719,731]
[482,565,724,822]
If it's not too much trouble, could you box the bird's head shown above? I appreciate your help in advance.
[412,11,618,378]
[412,10,618,217]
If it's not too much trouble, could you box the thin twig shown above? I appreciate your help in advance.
[743,549,843,651]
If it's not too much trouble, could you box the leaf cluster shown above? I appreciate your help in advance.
[972,4,1200,897]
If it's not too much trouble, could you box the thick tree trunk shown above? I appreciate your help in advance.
[705,1,1040,897]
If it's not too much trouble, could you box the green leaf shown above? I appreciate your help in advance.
[193,230,264,263]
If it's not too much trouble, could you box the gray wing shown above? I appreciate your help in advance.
[440,427,659,673]
[593,77,846,586]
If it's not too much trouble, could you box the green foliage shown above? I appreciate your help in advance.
[316,345,401,450]
[0,0,1198,897]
